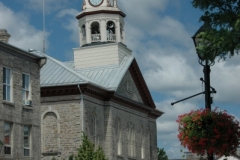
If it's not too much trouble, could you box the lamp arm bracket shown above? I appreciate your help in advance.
[171,91,205,106]
[200,77,217,93]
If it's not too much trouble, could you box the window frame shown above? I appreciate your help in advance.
[4,122,12,156]
[116,119,122,156]
[3,67,12,102]
[128,122,136,158]
[23,125,31,157]
[22,73,31,105]
[141,126,145,159]
[92,114,98,150]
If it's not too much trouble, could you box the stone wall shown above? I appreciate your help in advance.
[0,48,41,159]
[40,94,158,160]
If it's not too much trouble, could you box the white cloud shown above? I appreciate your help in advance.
[156,100,198,158]
[20,0,79,14]
[57,9,79,44]
[0,2,46,52]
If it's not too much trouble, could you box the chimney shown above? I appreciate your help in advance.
[0,29,11,43]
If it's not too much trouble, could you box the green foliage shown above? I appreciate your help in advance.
[191,0,240,61]
[70,132,107,160]
[52,157,56,160]
[157,148,168,160]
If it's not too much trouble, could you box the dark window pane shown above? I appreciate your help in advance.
[22,74,25,88]
[3,67,6,83]
[24,137,29,147]
[3,85,6,100]
[24,149,30,156]
[4,146,11,154]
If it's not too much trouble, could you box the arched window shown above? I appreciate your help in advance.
[82,24,86,37]
[91,22,101,42]
[128,122,136,157]
[81,24,86,45]
[106,21,116,42]
[43,112,58,152]
[116,118,122,155]
[92,113,98,150]
[141,126,145,159]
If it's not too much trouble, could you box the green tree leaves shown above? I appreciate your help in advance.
[71,133,107,160]
[158,148,168,160]
[191,0,240,61]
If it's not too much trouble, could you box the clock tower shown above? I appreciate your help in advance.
[73,0,130,69]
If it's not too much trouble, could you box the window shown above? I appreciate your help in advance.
[22,73,31,105]
[92,114,98,150]
[3,67,12,102]
[24,126,31,157]
[141,126,145,159]
[128,122,135,157]
[116,119,122,155]
[4,122,12,155]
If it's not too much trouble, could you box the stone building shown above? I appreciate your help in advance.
[0,29,46,159]
[38,0,163,159]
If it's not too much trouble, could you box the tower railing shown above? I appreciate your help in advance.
[107,34,116,42]
[91,34,101,42]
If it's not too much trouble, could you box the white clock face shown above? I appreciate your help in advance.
[89,0,103,6]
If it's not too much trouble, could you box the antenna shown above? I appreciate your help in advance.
[43,0,46,54]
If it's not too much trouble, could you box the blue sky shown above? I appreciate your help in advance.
[1,0,240,159]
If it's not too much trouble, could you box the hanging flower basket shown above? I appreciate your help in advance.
[176,108,240,157]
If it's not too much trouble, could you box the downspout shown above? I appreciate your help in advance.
[77,84,84,135]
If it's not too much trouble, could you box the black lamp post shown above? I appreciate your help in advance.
[192,21,214,160]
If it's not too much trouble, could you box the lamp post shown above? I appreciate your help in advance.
[192,21,214,160]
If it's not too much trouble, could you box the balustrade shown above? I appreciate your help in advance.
[91,34,101,42]
[107,34,116,42]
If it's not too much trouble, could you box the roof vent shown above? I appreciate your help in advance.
[0,29,11,43]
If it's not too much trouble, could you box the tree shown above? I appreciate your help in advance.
[191,0,240,61]
[157,148,168,160]
[71,133,107,160]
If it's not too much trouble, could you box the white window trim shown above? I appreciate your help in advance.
[3,67,12,102]
[23,125,31,157]
[22,73,31,106]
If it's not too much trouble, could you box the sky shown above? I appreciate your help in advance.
[1,0,240,159]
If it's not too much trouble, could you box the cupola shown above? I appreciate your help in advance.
[76,0,126,47]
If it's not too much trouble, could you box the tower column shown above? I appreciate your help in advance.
[86,21,91,44]
[116,20,121,42]
[101,19,107,42]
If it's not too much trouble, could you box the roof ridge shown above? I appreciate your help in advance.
[114,56,134,90]
[39,52,112,90]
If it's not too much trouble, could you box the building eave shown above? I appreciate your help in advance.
[76,10,126,19]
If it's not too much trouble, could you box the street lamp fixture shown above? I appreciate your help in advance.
[192,20,215,110]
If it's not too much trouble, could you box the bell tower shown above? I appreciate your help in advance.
[73,0,132,70]
[76,0,126,46]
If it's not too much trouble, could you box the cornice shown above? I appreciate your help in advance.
[76,10,126,19]
[40,84,163,119]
